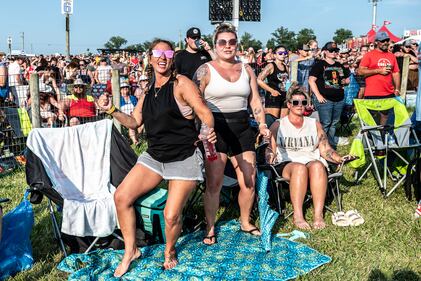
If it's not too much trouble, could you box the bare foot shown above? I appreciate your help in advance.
[293,218,311,230]
[163,250,178,270]
[114,248,141,277]
[313,217,326,230]
[203,226,217,245]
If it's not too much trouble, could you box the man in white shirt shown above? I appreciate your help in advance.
[7,56,24,104]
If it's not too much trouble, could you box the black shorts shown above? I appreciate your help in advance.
[265,91,287,109]
[213,111,256,156]
[265,113,278,129]
[274,161,292,177]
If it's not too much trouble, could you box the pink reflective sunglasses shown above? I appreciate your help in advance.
[151,49,175,59]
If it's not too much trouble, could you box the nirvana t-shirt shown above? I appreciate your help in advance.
[175,50,212,80]
[359,49,400,97]
[309,60,350,102]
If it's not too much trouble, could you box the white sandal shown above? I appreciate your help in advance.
[332,211,350,227]
[346,210,364,226]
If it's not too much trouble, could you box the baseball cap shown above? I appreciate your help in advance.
[375,31,390,42]
[299,44,310,51]
[404,39,418,47]
[186,27,201,38]
[322,42,339,52]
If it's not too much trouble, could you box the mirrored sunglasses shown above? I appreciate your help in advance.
[291,99,308,107]
[277,51,288,55]
[216,39,237,47]
[151,49,175,59]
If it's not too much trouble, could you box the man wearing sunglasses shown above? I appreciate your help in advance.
[265,85,352,230]
[309,42,350,147]
[174,27,215,80]
[357,31,400,125]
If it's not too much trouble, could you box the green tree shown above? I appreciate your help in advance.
[240,32,262,51]
[125,44,145,52]
[104,36,127,49]
[269,26,296,50]
[296,28,316,50]
[202,34,214,49]
[333,28,353,44]
[266,38,276,50]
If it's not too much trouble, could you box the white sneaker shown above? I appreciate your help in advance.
[336,137,350,146]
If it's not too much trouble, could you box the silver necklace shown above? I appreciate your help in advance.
[153,86,162,98]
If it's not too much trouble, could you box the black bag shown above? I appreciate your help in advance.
[404,157,421,202]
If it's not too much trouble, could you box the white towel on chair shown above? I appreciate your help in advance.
[26,119,117,237]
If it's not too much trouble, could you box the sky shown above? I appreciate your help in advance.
[1,0,420,55]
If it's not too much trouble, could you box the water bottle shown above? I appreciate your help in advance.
[200,124,217,161]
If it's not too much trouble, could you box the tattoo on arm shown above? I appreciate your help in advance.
[253,107,262,116]
[257,64,272,81]
[192,64,208,89]
[324,149,335,162]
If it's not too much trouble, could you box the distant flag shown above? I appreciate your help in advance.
[384,20,392,25]
[372,24,378,30]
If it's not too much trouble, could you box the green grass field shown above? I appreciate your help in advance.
[1,138,420,281]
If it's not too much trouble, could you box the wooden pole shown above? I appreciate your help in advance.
[65,14,70,61]
[111,69,121,132]
[30,73,41,128]
[290,61,298,82]
[400,55,410,101]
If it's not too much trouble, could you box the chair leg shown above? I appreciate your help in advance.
[84,236,100,253]
[48,199,67,257]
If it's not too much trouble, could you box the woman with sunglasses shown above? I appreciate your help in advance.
[309,42,350,147]
[193,23,270,245]
[265,84,351,229]
[98,39,216,276]
[257,45,290,127]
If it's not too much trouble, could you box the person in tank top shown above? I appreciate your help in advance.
[257,45,290,127]
[97,39,216,276]
[265,84,352,230]
[193,23,271,245]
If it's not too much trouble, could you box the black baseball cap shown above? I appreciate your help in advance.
[322,42,339,52]
[186,27,201,39]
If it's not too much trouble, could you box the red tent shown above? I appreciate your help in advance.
[367,25,401,43]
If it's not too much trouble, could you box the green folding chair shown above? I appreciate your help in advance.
[349,98,421,197]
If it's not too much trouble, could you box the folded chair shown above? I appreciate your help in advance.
[255,144,344,219]
[350,98,421,197]
[26,119,138,256]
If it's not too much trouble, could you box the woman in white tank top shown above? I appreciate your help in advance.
[193,23,271,245]
[266,85,350,230]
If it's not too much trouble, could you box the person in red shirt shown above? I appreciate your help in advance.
[357,31,401,125]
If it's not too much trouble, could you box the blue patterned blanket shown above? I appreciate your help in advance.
[58,220,330,280]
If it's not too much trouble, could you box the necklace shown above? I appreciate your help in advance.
[153,87,162,98]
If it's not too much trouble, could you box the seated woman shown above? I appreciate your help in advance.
[265,84,349,230]
[58,78,97,126]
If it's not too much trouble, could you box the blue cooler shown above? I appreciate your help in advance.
[134,187,167,243]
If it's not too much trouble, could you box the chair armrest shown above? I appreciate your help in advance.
[0,198,10,204]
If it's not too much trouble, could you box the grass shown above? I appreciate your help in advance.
[1,130,421,281]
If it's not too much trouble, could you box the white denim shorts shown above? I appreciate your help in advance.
[137,148,204,182]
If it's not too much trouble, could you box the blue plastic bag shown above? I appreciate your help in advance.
[0,191,34,280]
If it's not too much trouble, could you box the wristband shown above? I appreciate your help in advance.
[106,105,116,115]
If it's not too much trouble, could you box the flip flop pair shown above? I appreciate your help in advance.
[240,227,261,236]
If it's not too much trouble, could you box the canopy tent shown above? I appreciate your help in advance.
[395,35,421,45]
[367,25,401,43]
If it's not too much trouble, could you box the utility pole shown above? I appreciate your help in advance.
[178,30,182,49]
[20,32,25,53]
[369,0,381,27]
[66,14,70,60]
[7,36,12,56]
[232,0,240,32]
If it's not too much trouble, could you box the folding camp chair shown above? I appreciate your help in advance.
[351,98,421,197]
[26,120,137,256]
[338,73,359,135]
[255,143,344,219]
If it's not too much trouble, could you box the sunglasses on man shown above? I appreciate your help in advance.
[277,51,288,56]
[216,39,237,47]
[290,99,308,106]
[151,49,175,59]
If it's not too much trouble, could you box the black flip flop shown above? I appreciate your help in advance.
[203,235,217,245]
[240,227,261,236]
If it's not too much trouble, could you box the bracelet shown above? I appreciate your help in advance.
[106,105,116,115]
[259,123,268,128]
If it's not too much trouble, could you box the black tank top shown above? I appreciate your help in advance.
[267,62,289,93]
[142,80,197,163]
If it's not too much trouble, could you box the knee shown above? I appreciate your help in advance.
[293,163,308,177]
[114,186,132,208]
[205,177,223,196]
[164,209,181,227]
[243,174,255,190]
[309,161,327,176]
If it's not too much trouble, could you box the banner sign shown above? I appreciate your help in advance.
[61,0,73,15]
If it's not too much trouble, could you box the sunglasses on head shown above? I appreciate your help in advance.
[151,49,175,59]
[216,39,237,47]
[291,99,308,106]
[277,51,288,55]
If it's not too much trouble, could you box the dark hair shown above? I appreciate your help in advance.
[146,39,177,84]
[274,45,287,52]
[213,23,237,45]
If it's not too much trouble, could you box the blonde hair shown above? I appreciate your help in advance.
[286,81,310,101]
[213,23,237,45]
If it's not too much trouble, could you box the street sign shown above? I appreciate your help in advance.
[61,0,73,15]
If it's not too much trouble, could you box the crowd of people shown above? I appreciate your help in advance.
[0,24,420,277]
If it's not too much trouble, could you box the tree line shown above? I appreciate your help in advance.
[103,27,353,52]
